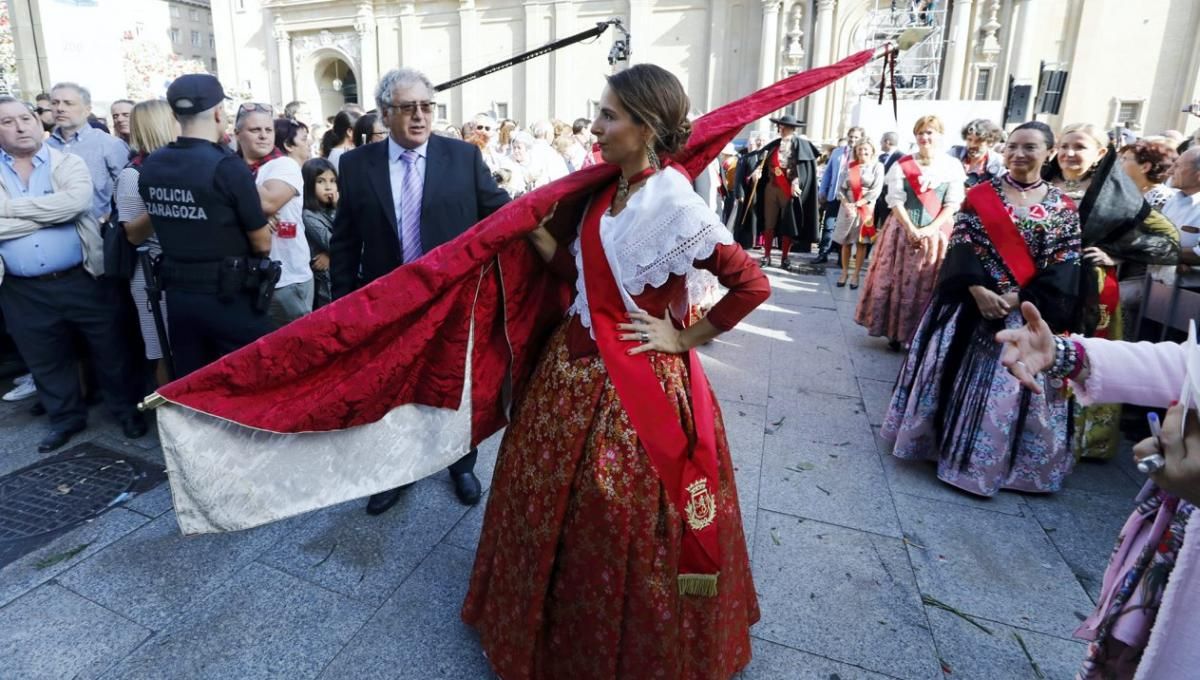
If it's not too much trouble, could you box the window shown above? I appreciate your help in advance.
[494,102,509,119]
[236,0,245,11]
[973,67,992,101]
[1118,100,1143,126]
[191,30,201,47]
[209,34,215,50]
[169,28,180,44]
[189,8,199,21]
[210,57,218,73]
[170,5,180,18]
[436,103,448,120]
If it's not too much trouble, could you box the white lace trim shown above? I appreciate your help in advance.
[567,166,735,337]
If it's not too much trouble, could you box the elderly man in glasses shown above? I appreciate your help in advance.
[330,67,509,513]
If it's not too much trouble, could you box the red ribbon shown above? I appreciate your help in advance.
[580,176,721,588]
[848,161,875,239]
[898,155,944,220]
[964,183,1037,288]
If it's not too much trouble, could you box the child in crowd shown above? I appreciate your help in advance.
[302,158,338,309]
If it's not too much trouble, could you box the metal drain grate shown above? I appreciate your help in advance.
[0,456,137,540]
[0,443,165,568]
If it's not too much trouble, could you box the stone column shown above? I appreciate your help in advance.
[940,0,974,99]
[355,3,379,106]
[551,0,574,118]
[756,0,781,133]
[397,2,418,67]
[375,15,399,84]
[458,0,479,120]
[806,0,836,140]
[523,1,551,123]
[274,17,294,105]
[1008,0,1037,85]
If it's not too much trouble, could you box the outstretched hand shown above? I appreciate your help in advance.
[995,301,1055,394]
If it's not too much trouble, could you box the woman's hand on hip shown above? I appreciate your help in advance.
[618,311,689,355]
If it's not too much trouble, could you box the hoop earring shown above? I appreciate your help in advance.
[646,145,660,170]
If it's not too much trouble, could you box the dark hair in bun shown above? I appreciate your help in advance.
[605,64,692,156]
[1012,120,1055,148]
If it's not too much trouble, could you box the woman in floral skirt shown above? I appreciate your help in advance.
[461,64,768,679]
[855,115,966,350]
[882,121,1082,496]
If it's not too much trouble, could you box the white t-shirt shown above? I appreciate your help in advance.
[256,157,312,288]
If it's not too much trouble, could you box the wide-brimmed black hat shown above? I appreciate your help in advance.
[768,114,805,129]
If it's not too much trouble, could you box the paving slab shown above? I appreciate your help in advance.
[121,483,175,519]
[1064,457,1142,498]
[701,350,771,406]
[842,330,906,384]
[0,507,150,609]
[1026,489,1135,602]
[103,562,373,680]
[760,391,900,537]
[764,271,838,310]
[873,428,1028,517]
[925,607,1087,680]
[443,490,490,555]
[57,511,293,630]
[722,399,767,559]
[739,636,898,680]
[858,377,894,427]
[0,583,151,680]
[257,478,471,607]
[893,493,1095,638]
[318,543,494,679]
[751,510,941,680]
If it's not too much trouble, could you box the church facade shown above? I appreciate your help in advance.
[212,0,1200,141]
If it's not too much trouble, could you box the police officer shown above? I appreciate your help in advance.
[138,74,275,377]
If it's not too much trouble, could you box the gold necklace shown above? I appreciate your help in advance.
[616,175,631,201]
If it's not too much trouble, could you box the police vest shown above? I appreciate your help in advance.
[139,138,249,263]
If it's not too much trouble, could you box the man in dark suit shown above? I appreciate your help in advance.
[330,67,509,514]
[873,131,903,230]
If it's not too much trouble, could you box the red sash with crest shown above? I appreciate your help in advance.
[580,176,722,596]
[898,155,943,219]
[848,161,876,239]
[964,183,1037,287]
[1094,267,1120,337]
[768,148,792,195]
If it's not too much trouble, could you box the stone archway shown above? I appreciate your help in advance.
[313,56,359,120]
[293,37,361,125]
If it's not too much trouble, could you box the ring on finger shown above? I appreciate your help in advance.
[639,331,650,343]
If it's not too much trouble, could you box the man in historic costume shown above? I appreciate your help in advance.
[735,115,819,270]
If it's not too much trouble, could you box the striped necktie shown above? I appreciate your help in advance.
[399,148,423,263]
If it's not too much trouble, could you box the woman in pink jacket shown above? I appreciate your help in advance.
[997,301,1200,680]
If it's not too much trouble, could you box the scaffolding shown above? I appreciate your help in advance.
[858,0,949,99]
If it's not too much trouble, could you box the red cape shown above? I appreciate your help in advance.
[156,49,875,441]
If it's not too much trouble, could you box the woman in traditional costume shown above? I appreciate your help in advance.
[1045,123,1179,460]
[855,115,966,350]
[462,64,768,679]
[882,122,1082,497]
[833,138,884,289]
[997,308,1200,679]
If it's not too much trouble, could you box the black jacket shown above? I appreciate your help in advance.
[330,134,509,298]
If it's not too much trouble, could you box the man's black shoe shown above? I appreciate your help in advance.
[30,402,46,416]
[812,254,829,264]
[451,471,482,506]
[38,423,85,453]
[121,414,148,439]
[366,487,404,516]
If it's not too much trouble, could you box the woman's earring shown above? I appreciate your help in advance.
[646,145,660,170]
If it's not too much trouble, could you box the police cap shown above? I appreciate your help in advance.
[167,74,228,115]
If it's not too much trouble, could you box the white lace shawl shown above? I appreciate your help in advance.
[567,165,735,337]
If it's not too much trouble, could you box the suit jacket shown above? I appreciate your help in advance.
[330,134,510,298]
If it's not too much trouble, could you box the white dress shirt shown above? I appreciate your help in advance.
[1161,189,1200,286]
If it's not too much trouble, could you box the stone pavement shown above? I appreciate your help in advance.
[0,263,1143,679]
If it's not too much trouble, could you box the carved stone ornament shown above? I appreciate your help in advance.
[292,29,361,71]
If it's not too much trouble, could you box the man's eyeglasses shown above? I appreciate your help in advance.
[476,125,493,132]
[369,130,389,140]
[391,100,435,116]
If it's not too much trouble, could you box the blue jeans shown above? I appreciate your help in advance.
[819,200,840,256]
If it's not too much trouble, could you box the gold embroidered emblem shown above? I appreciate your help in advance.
[684,478,717,531]
[773,167,783,177]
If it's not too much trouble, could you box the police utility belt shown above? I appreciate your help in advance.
[159,256,282,312]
